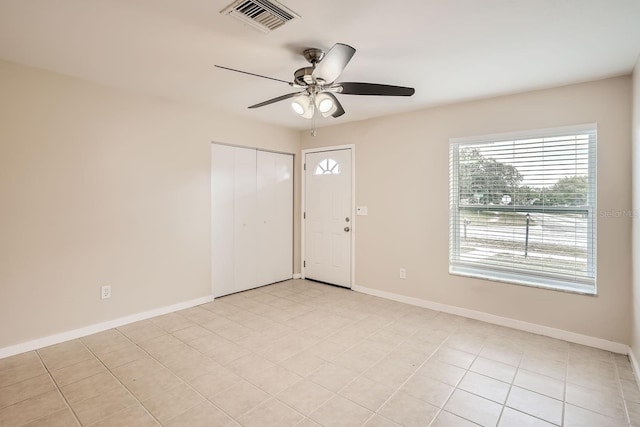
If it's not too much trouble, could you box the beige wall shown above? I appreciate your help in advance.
[0,60,300,349]
[302,76,632,344]
[632,57,640,357]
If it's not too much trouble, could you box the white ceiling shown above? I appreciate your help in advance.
[0,0,639,130]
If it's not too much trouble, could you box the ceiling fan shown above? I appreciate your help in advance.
[215,43,415,119]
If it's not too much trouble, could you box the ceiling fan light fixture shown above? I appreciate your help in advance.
[291,95,314,118]
[315,93,337,117]
[317,97,334,113]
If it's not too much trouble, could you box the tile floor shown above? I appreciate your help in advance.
[1,279,639,426]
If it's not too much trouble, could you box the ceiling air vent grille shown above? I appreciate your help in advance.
[221,0,300,32]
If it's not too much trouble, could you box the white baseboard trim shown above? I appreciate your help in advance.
[352,285,629,354]
[0,295,215,360]
[293,273,302,279]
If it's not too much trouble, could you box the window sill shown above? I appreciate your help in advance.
[449,265,597,296]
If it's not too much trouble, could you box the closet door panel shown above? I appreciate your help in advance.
[233,147,257,293]
[211,144,236,297]
[256,151,293,285]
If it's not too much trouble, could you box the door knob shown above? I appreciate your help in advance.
[344,226,350,232]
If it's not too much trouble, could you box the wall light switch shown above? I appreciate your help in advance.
[356,206,368,216]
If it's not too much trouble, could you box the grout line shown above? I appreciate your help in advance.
[611,352,633,426]
[31,350,82,427]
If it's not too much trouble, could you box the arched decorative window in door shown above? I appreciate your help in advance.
[314,158,341,175]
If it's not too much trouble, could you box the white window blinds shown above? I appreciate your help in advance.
[449,124,597,294]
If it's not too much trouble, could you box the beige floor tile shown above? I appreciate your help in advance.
[5,281,640,427]
[118,322,166,344]
[444,333,486,355]
[88,404,158,427]
[307,362,359,392]
[60,371,122,403]
[21,408,79,427]
[479,344,523,367]
[280,352,326,377]
[0,358,47,388]
[96,343,147,369]
[188,367,243,399]
[188,334,251,365]
[250,364,302,394]
[378,391,439,427]
[210,379,270,418]
[400,374,454,408]
[142,382,205,423]
[564,403,628,427]
[227,354,276,378]
[69,385,138,425]
[138,334,188,358]
[310,395,373,427]
[363,414,401,426]
[112,358,183,401]
[470,357,517,383]
[514,369,564,400]
[215,321,254,342]
[150,312,195,333]
[565,381,626,420]
[519,355,567,380]
[362,358,416,389]
[415,359,466,387]
[431,410,479,427]
[0,373,56,409]
[164,401,234,427]
[444,389,502,427]
[237,398,304,427]
[38,340,95,371]
[434,347,477,369]
[458,371,510,403]
[0,390,67,426]
[171,325,212,342]
[339,376,395,412]
[506,386,563,425]
[178,306,219,324]
[498,407,555,426]
[0,352,40,372]
[81,330,131,356]
[50,358,107,387]
[277,380,334,415]
[627,401,640,425]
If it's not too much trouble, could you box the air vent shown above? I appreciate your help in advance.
[221,0,300,33]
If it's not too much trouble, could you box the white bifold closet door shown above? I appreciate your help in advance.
[211,144,293,297]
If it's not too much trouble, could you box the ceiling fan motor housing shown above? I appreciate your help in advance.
[294,67,315,86]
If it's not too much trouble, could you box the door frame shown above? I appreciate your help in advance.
[301,144,356,288]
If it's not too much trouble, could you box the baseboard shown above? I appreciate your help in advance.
[0,294,215,360]
[352,284,629,354]
[293,273,302,279]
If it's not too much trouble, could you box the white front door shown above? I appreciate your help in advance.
[304,148,353,288]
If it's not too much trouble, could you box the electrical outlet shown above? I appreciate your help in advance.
[101,285,111,300]
[399,268,407,279]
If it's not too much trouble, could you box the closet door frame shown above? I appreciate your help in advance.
[211,142,294,297]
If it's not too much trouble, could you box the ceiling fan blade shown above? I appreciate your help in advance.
[323,92,345,118]
[338,82,415,96]
[215,65,292,85]
[248,92,302,109]
[312,43,356,84]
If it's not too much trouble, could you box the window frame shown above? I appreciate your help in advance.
[448,123,597,295]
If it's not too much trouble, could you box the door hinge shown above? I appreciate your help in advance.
[304,212,306,219]
[304,163,306,170]
[303,261,306,267]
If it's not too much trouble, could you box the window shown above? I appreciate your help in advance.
[315,158,340,175]
[449,124,597,294]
